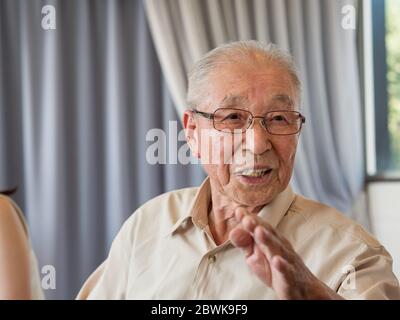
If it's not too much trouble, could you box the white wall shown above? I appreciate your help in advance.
[368,182,400,279]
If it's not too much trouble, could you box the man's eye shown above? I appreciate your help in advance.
[224,113,242,120]
[272,115,286,121]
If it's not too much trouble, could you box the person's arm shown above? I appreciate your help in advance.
[0,197,31,299]
[337,244,400,300]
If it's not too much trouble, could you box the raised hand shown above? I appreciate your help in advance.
[229,208,343,300]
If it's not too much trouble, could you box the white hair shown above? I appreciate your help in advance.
[187,40,301,108]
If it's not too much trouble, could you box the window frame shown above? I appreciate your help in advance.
[364,0,400,181]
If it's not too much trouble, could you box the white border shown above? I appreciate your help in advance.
[363,0,377,176]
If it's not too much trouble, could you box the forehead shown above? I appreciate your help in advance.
[204,63,297,110]
[219,94,294,109]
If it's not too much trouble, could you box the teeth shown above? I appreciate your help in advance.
[237,169,271,177]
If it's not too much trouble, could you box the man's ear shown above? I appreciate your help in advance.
[183,110,200,159]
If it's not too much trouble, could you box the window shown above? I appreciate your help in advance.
[368,0,400,177]
[386,0,400,172]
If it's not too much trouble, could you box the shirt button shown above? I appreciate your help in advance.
[208,255,216,263]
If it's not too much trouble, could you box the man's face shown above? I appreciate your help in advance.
[184,63,301,207]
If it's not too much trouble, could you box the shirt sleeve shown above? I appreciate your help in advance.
[76,220,133,300]
[337,244,400,299]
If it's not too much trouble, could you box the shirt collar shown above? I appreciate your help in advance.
[165,177,295,236]
[165,177,211,236]
[257,184,295,228]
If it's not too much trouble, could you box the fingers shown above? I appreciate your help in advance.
[253,227,292,281]
[234,207,247,222]
[233,207,294,264]
[242,214,277,237]
[246,245,272,285]
[229,226,253,248]
[270,255,293,299]
[253,226,276,261]
[232,208,326,300]
[242,215,257,233]
[240,214,294,253]
[229,227,254,257]
[271,255,291,275]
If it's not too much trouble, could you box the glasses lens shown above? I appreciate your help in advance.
[265,111,302,134]
[213,108,251,133]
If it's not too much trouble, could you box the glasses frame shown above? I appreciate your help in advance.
[191,107,306,135]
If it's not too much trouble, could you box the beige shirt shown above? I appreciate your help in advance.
[77,178,400,300]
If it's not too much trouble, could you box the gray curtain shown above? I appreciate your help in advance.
[145,0,365,218]
[0,0,205,299]
[0,0,366,299]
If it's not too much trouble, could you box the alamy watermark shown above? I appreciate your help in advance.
[41,265,56,290]
[41,5,56,30]
[145,121,258,167]
[341,264,356,290]
[341,4,356,30]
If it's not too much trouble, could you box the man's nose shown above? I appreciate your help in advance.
[245,118,272,155]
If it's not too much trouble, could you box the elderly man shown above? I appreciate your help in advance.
[78,41,399,299]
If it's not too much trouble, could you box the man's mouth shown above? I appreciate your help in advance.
[234,167,273,186]
[234,168,273,178]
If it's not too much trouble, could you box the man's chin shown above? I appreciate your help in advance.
[234,175,275,191]
[232,177,283,201]
[231,189,276,208]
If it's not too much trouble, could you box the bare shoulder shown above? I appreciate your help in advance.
[0,196,31,299]
[0,196,19,224]
[0,196,27,241]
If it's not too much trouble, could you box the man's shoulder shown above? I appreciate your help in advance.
[287,194,381,248]
[123,186,199,234]
[140,186,199,211]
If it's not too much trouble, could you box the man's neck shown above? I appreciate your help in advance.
[208,190,265,246]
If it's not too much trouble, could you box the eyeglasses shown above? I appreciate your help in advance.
[191,108,306,135]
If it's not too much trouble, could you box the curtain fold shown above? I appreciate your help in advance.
[0,0,366,299]
[145,0,365,217]
[0,0,206,299]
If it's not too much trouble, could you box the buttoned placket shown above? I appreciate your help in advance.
[187,224,232,299]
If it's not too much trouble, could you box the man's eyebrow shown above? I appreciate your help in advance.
[269,94,293,105]
[219,95,249,108]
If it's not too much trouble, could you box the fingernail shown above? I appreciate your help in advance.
[243,216,256,229]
